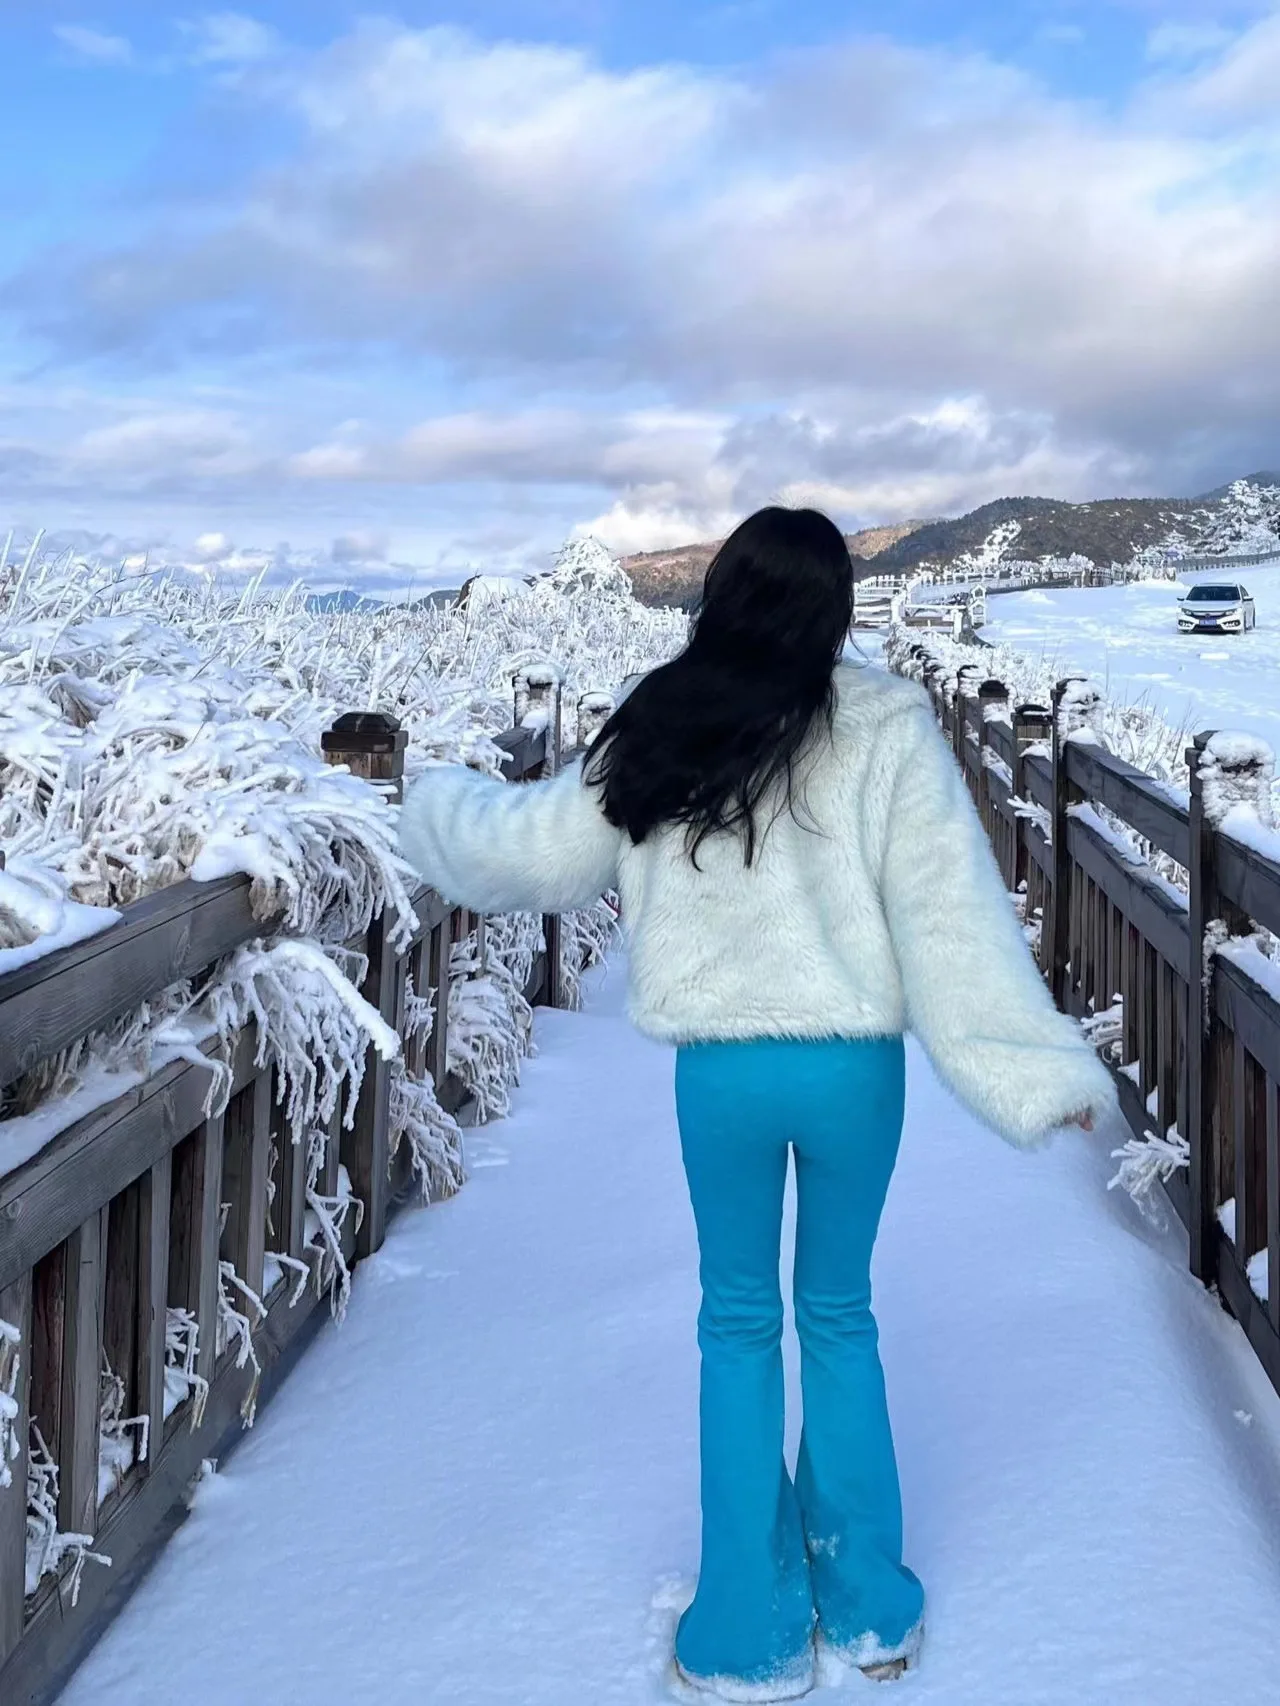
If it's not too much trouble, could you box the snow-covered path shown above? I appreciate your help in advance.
[62,967,1280,1706]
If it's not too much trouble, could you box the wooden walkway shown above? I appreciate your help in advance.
[55,971,1280,1706]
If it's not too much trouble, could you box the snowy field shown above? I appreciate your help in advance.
[59,964,1280,1706]
[982,564,1280,750]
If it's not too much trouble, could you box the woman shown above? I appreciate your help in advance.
[398,508,1114,1702]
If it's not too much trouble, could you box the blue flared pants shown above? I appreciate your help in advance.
[674,1035,924,1694]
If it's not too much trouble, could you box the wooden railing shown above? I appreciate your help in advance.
[900,645,1280,1399]
[0,669,606,1705]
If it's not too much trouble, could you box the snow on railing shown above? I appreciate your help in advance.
[891,624,1280,1410]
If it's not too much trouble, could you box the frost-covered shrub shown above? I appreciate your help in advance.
[1,532,674,1147]
[2,532,664,1541]
[446,929,535,1122]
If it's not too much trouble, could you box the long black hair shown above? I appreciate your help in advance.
[585,506,854,865]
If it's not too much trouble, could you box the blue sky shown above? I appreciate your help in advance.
[1,3,1278,589]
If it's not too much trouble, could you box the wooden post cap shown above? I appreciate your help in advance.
[321,712,408,756]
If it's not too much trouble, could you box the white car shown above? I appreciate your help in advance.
[1177,582,1257,634]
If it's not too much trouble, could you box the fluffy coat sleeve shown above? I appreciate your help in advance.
[397,758,623,915]
[877,705,1117,1148]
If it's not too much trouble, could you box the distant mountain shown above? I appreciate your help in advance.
[869,494,1197,576]
[306,587,466,613]
[1195,470,1280,502]
[305,589,384,613]
[621,474,1280,606]
[622,519,931,610]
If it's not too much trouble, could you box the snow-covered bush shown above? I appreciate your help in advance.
[1,529,672,1578]
[1,530,677,1143]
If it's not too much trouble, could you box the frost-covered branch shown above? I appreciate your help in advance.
[389,1068,465,1203]
[98,1360,148,1506]
[163,1309,209,1428]
[1108,1128,1190,1227]
[26,1425,111,1603]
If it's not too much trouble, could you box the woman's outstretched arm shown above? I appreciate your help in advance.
[398,758,623,915]
[877,704,1117,1149]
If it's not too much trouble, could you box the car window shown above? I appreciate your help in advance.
[1186,584,1241,601]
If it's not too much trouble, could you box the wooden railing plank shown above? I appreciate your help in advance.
[1064,743,1191,867]
[220,1074,273,1304]
[1064,814,1191,978]
[342,911,396,1262]
[0,1035,256,1293]
[491,726,548,778]
[193,1117,224,1388]
[275,1089,308,1269]
[59,1211,106,1543]
[1213,954,1280,1085]
[985,717,1015,767]
[0,877,273,1094]
[1216,835,1280,944]
[1216,1238,1280,1393]
[1021,750,1053,811]
[137,1156,171,1476]
[426,918,451,1093]
[101,1185,140,1470]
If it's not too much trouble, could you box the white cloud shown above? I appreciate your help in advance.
[1147,23,1237,62]
[11,18,1280,560]
[180,12,281,66]
[71,408,265,487]
[192,530,233,559]
[1170,12,1280,114]
[53,23,134,65]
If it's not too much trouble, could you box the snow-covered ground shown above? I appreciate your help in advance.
[60,963,1280,1706]
[983,565,1280,750]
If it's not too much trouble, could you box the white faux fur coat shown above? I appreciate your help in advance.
[398,663,1116,1147]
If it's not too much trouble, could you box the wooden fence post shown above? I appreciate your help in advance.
[1185,731,1258,1286]
[59,1211,107,1545]
[542,683,565,1006]
[1017,702,1058,955]
[220,1072,273,1305]
[575,691,615,755]
[136,1154,171,1475]
[1048,678,1089,1011]
[322,712,408,1259]
[977,678,1009,838]
[952,666,979,766]
[513,669,566,1007]
[513,667,563,779]
[321,710,408,805]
